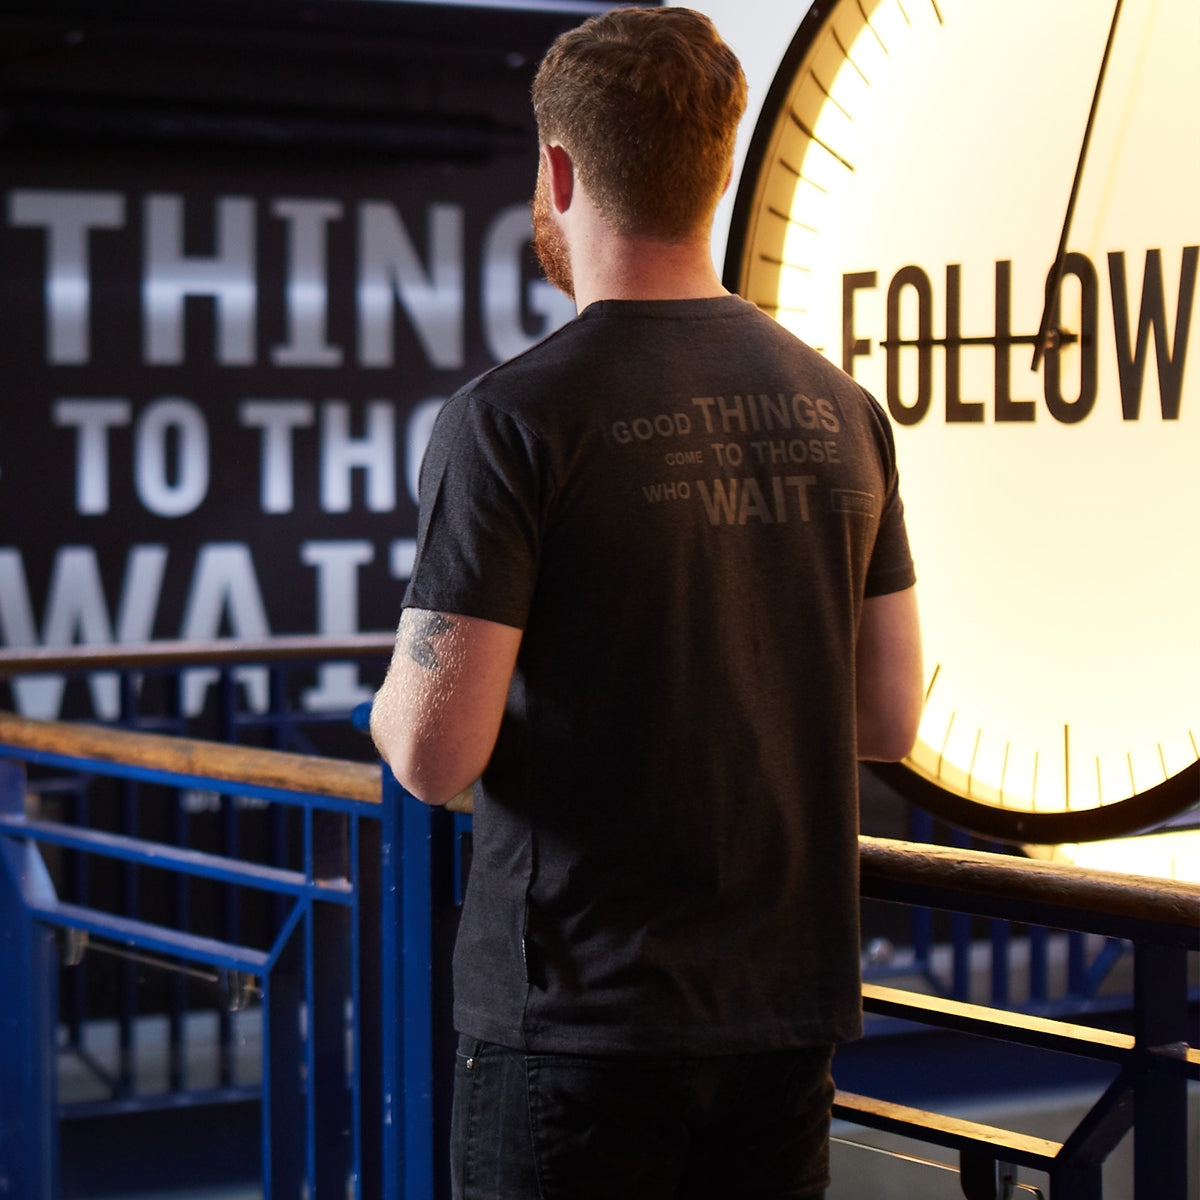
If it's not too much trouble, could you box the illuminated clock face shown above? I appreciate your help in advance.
[727,0,1199,839]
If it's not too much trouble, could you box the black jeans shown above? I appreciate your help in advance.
[450,1036,833,1200]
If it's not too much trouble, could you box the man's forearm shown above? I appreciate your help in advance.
[371,607,522,806]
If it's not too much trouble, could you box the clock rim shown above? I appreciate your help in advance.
[868,758,1199,845]
[720,0,1200,841]
[721,0,831,296]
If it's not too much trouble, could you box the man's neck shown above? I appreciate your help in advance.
[570,227,729,312]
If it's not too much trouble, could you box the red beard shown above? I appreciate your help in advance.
[532,166,574,300]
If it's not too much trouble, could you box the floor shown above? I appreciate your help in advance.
[58,1056,1200,1199]
[54,950,1199,1200]
[828,1082,1200,1200]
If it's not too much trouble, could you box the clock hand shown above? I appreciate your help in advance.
[884,331,1078,350]
[1031,0,1125,371]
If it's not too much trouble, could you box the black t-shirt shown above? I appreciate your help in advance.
[404,295,915,1054]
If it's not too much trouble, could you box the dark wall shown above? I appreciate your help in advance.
[0,1,618,722]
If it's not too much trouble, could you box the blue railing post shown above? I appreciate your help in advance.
[379,765,437,1200]
[312,809,355,1197]
[1131,939,1189,1199]
[403,779,436,1200]
[264,913,306,1200]
[0,758,59,1199]
[906,805,935,983]
[380,769,402,1200]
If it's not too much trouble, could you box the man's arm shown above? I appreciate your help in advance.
[370,607,523,806]
[856,586,924,762]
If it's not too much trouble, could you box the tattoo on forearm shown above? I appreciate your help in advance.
[404,611,453,670]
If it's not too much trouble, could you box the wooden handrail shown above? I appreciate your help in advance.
[860,834,1200,937]
[0,712,381,806]
[0,634,396,676]
[0,711,1196,933]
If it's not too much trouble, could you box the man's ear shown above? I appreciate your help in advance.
[543,143,574,214]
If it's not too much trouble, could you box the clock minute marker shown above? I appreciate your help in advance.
[936,710,955,779]
[1031,0,1125,371]
[1064,724,1071,810]
[788,112,855,172]
[811,70,854,121]
[922,661,941,707]
[763,303,810,320]
[757,254,812,275]
[766,205,817,234]
[856,1,890,55]
[966,728,982,797]
[776,157,829,197]
[830,28,871,86]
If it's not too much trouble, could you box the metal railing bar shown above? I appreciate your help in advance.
[18,747,376,817]
[862,983,1136,1063]
[260,975,276,1200]
[859,836,1200,944]
[60,1044,121,1095]
[1057,1073,1135,1169]
[0,712,381,807]
[1079,938,1127,997]
[0,633,396,676]
[828,1134,960,1175]
[266,895,307,971]
[69,936,264,1009]
[79,937,243,986]
[831,1090,1064,1172]
[0,815,354,902]
[25,898,271,975]
[62,1083,261,1122]
[351,811,364,1194]
[304,891,318,1197]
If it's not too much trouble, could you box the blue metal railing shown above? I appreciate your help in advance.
[0,635,396,1130]
[850,836,1199,1199]
[0,633,396,756]
[0,712,442,1200]
[864,805,1145,1019]
[0,637,1158,1053]
[0,693,1195,1199]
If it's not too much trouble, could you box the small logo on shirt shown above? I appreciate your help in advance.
[831,490,876,517]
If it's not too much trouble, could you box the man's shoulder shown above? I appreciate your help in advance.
[441,314,611,425]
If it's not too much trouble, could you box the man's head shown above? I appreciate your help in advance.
[531,6,747,242]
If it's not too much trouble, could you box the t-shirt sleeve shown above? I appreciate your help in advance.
[862,394,917,599]
[402,390,545,630]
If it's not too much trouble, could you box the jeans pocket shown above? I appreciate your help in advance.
[455,1034,485,1072]
[525,1055,691,1200]
[451,1039,541,1200]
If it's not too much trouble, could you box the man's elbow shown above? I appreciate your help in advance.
[857,722,919,763]
[377,739,462,807]
[855,587,924,762]
[856,697,922,762]
[371,719,476,807]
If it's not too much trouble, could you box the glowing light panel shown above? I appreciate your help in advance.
[736,0,1200,823]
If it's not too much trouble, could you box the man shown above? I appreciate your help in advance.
[371,8,923,1199]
